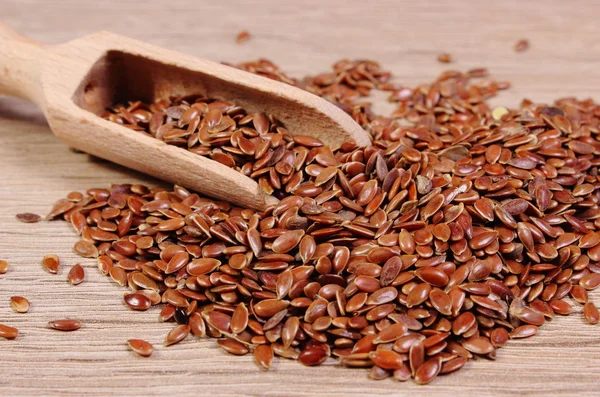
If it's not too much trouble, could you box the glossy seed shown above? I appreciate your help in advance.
[68,264,85,285]
[42,254,60,274]
[10,296,30,313]
[127,339,154,357]
[48,319,82,331]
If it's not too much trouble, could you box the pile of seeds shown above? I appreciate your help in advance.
[12,58,600,384]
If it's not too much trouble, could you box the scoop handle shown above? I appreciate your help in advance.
[0,22,45,107]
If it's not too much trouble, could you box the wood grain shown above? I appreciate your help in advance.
[1,1,599,395]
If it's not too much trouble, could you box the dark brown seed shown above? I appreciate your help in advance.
[68,264,85,285]
[16,213,42,223]
[48,319,82,331]
[0,324,19,339]
[128,339,154,357]
[10,296,30,313]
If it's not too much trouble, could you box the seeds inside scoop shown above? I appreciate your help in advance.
[38,57,600,385]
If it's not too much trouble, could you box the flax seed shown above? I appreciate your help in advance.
[127,339,154,357]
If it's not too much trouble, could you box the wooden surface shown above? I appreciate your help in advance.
[1,1,600,395]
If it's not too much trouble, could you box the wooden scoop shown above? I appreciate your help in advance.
[0,22,370,210]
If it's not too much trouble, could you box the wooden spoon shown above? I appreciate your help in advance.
[0,23,370,210]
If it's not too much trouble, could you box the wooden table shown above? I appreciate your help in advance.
[1,1,599,395]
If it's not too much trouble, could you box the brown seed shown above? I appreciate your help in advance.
[68,264,85,285]
[42,254,60,274]
[124,293,152,311]
[583,302,599,325]
[254,344,274,370]
[16,212,42,223]
[437,53,452,63]
[10,296,30,313]
[461,337,494,355]
[73,240,99,258]
[48,319,82,331]
[218,338,249,355]
[579,273,600,290]
[254,299,290,318]
[231,303,249,334]
[299,344,329,366]
[414,357,441,385]
[369,350,404,370]
[0,324,19,339]
[510,325,538,339]
[0,260,8,274]
[272,230,305,253]
[165,324,190,346]
[514,39,529,52]
[127,339,154,357]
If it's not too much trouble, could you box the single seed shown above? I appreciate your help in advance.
[68,264,85,285]
[16,213,42,223]
[165,324,190,346]
[48,319,82,331]
[0,260,8,274]
[437,53,452,63]
[515,39,529,52]
[42,254,60,274]
[10,296,30,313]
[0,324,19,339]
[127,339,154,357]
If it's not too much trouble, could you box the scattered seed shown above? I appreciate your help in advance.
[165,324,190,346]
[236,30,251,44]
[10,296,30,313]
[583,302,599,325]
[515,39,529,52]
[0,324,18,339]
[68,264,85,285]
[42,254,59,274]
[48,319,82,331]
[0,260,8,274]
[437,53,452,63]
[128,339,154,357]
[16,213,42,223]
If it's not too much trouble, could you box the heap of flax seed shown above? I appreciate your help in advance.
[8,58,600,384]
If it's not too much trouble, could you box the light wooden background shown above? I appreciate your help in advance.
[1,1,600,396]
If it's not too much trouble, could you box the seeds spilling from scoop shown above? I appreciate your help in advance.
[37,57,600,384]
